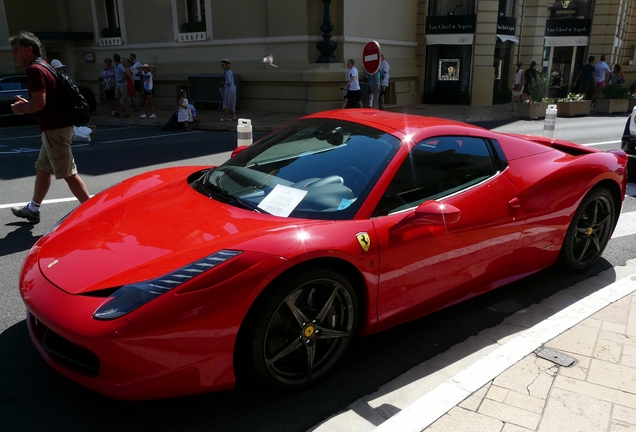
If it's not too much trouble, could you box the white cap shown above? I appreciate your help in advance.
[51,59,65,68]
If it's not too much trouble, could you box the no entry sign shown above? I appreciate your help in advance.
[362,41,381,74]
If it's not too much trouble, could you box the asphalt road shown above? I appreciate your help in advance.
[1,117,635,432]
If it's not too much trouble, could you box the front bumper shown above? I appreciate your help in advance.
[19,249,279,400]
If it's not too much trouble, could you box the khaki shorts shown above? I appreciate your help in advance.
[35,126,78,179]
[115,85,129,101]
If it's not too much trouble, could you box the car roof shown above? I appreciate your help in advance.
[303,109,486,136]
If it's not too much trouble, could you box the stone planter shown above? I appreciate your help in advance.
[556,100,591,117]
[515,101,550,119]
[595,98,628,114]
[628,98,636,111]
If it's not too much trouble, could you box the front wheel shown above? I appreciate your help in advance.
[559,187,616,272]
[237,269,359,388]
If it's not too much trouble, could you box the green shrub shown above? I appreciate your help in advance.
[527,73,553,103]
[180,21,206,33]
[602,83,629,99]
[101,27,121,38]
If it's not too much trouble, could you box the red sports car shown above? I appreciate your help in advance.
[20,110,627,400]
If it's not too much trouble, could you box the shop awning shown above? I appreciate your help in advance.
[497,34,519,43]
[425,34,474,45]
[544,36,589,46]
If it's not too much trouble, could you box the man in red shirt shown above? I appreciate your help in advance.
[9,31,90,224]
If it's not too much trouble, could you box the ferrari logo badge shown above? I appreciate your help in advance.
[47,259,59,269]
[356,232,371,252]
[304,325,315,338]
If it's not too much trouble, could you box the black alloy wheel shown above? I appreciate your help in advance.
[240,269,359,388]
[560,187,616,272]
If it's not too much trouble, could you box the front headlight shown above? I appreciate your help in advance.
[93,250,242,320]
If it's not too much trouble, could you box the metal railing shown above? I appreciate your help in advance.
[188,74,240,110]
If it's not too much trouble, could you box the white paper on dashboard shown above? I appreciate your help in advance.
[258,184,308,217]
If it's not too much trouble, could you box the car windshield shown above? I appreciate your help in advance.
[203,118,400,220]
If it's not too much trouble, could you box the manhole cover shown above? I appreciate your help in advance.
[536,348,575,367]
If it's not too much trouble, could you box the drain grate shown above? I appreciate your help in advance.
[536,348,575,367]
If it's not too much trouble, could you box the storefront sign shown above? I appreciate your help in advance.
[426,15,476,34]
[497,16,516,36]
[545,19,591,37]
[99,37,121,46]
[178,32,206,42]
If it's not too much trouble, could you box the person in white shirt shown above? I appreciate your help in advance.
[379,54,390,110]
[129,53,143,110]
[139,64,156,119]
[342,59,363,109]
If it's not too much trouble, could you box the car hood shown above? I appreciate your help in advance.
[36,167,320,294]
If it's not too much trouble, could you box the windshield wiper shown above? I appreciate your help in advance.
[205,181,270,214]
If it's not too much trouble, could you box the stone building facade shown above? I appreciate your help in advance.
[1,0,635,112]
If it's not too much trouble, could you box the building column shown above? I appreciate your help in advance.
[518,0,548,67]
[472,0,498,105]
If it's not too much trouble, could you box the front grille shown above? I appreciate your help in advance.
[34,318,100,378]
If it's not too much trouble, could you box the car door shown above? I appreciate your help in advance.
[371,135,525,325]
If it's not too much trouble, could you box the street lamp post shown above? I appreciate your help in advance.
[316,0,337,63]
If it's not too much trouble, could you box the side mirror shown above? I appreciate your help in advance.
[231,145,248,158]
[390,201,461,236]
[411,201,461,225]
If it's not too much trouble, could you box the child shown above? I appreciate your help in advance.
[139,63,156,119]
[177,89,193,131]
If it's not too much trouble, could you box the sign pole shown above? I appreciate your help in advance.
[362,40,382,110]
[372,73,379,109]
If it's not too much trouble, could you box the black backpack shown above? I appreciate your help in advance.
[35,60,90,126]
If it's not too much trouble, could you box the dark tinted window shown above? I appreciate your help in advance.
[373,136,497,216]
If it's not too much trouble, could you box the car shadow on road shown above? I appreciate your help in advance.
[0,259,615,432]
[0,223,41,257]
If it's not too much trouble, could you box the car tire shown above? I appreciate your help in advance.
[559,187,616,272]
[237,268,359,388]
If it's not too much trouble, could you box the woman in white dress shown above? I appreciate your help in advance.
[220,59,237,121]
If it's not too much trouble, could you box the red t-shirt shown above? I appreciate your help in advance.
[27,61,69,131]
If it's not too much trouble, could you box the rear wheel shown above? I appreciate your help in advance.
[559,187,615,272]
[238,269,359,388]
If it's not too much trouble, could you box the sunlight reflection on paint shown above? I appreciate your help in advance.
[295,229,312,243]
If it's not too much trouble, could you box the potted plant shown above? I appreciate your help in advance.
[516,74,553,119]
[556,93,591,117]
[596,83,629,114]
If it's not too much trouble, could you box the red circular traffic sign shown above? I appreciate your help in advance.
[362,41,381,74]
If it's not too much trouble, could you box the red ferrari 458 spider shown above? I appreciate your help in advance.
[20,110,627,400]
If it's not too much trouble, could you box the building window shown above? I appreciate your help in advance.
[187,0,205,22]
[498,0,516,17]
[428,0,476,16]
[105,0,119,28]
[102,0,121,38]
[181,0,206,32]
[548,0,594,19]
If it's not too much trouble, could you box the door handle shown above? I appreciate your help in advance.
[508,197,521,208]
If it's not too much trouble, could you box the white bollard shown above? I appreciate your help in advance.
[237,118,252,147]
[543,104,557,138]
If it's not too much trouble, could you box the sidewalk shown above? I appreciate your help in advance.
[311,261,636,432]
[88,102,519,132]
